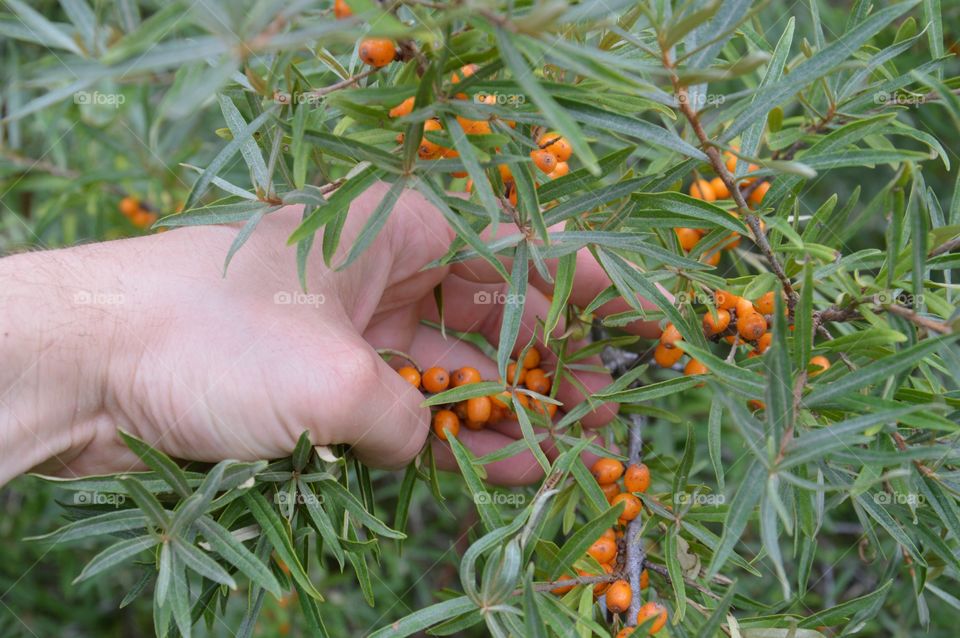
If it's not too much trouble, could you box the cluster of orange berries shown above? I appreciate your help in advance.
[654,289,832,408]
[675,148,770,266]
[118,196,157,229]
[553,458,667,635]
[395,348,557,441]
[387,65,572,204]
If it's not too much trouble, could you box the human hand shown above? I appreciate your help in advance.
[0,183,659,486]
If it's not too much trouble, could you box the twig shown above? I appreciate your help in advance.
[625,413,645,625]
[660,50,797,309]
[307,67,379,98]
[928,236,960,258]
[884,304,952,334]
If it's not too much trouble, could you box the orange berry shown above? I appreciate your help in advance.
[587,537,617,564]
[637,601,668,634]
[675,227,700,251]
[640,568,649,590]
[724,145,740,172]
[119,196,139,217]
[538,131,573,162]
[466,396,492,423]
[606,580,632,614]
[704,250,722,266]
[548,161,569,179]
[755,331,773,354]
[450,63,477,83]
[715,289,740,310]
[521,348,541,370]
[684,358,708,376]
[578,563,614,597]
[601,528,616,541]
[334,0,352,18]
[748,181,770,206]
[601,482,620,503]
[710,176,730,199]
[396,366,421,388]
[689,178,716,201]
[432,410,459,441]
[530,148,557,174]
[531,399,558,419]
[755,291,776,315]
[451,366,481,387]
[722,231,741,250]
[654,343,683,367]
[660,323,683,348]
[457,115,491,136]
[524,368,551,394]
[624,463,650,493]
[490,391,512,410]
[616,628,635,638]
[389,96,415,118]
[421,367,450,393]
[748,399,766,411]
[418,119,444,159]
[550,575,574,595]
[464,418,486,431]
[506,362,526,385]
[130,211,157,229]
[497,163,514,184]
[809,355,831,377]
[489,404,508,424]
[702,309,731,335]
[591,458,625,485]
[358,37,396,67]
[612,492,641,523]
[738,312,768,341]
[735,296,757,318]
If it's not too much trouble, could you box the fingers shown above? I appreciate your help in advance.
[298,332,430,470]
[431,429,546,486]
[420,276,619,427]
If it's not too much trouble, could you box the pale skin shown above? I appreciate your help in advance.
[0,183,659,488]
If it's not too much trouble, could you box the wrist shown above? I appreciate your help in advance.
[0,249,113,485]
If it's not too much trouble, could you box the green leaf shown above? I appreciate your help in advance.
[368,596,477,638]
[319,479,406,539]
[218,94,270,195]
[632,192,748,234]
[446,435,502,531]
[803,334,959,406]
[117,475,169,529]
[707,460,765,578]
[184,105,278,210]
[241,490,323,600]
[74,535,159,583]
[421,381,505,407]
[174,538,236,589]
[195,516,282,598]
[118,430,191,498]
[337,178,406,270]
[5,0,82,54]
[498,241,529,378]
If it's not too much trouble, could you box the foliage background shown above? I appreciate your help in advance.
[0,0,958,636]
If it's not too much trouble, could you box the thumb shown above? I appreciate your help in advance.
[298,333,430,469]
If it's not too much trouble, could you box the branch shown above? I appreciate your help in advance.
[884,304,952,334]
[624,413,646,625]
[660,51,797,309]
[307,67,379,98]
[929,236,960,258]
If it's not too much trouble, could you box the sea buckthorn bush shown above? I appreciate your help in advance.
[1,1,959,637]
